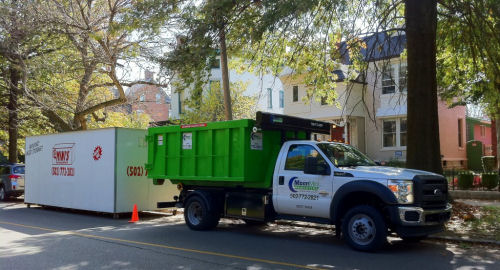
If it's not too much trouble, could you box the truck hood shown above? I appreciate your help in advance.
[338,166,441,180]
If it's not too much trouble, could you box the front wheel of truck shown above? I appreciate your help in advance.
[184,196,220,230]
[342,205,387,252]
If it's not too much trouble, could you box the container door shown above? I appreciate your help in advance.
[273,144,333,218]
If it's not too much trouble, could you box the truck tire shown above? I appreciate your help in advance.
[0,186,6,201]
[342,205,387,251]
[184,196,220,230]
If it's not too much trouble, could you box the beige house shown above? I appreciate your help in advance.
[280,32,466,167]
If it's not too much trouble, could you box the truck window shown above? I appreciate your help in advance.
[284,145,326,171]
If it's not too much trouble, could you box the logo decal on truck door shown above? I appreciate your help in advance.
[288,177,320,193]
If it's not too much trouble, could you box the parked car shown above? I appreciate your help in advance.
[0,163,25,201]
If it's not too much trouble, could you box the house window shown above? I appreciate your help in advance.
[398,64,407,92]
[383,118,407,148]
[400,118,407,146]
[210,56,220,69]
[382,65,395,94]
[139,94,145,102]
[267,88,273,109]
[458,119,463,147]
[279,90,284,108]
[383,120,397,147]
[321,96,327,105]
[382,63,407,94]
[178,93,182,114]
[293,86,298,102]
[480,125,486,137]
[156,93,161,104]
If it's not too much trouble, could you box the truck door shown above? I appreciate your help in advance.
[273,144,333,218]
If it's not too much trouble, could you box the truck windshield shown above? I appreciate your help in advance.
[317,143,376,167]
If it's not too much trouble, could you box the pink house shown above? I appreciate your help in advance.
[438,102,467,169]
[466,117,493,156]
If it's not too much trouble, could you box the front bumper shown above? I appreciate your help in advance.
[388,204,452,238]
[397,203,452,226]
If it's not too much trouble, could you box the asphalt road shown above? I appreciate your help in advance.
[1,199,499,270]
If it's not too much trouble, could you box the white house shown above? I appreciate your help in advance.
[170,57,284,119]
[280,32,467,167]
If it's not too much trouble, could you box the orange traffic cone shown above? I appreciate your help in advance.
[129,204,139,223]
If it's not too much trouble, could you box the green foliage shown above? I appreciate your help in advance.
[437,0,500,116]
[383,158,406,168]
[180,81,257,124]
[481,173,499,190]
[481,156,496,172]
[457,171,474,189]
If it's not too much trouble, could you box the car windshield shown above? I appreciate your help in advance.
[317,143,376,167]
[13,166,25,174]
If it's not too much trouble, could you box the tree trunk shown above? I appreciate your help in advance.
[405,0,442,174]
[219,26,233,121]
[7,65,20,163]
[495,109,500,171]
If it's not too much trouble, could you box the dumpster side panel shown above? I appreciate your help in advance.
[148,119,278,187]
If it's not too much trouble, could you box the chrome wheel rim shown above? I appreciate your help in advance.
[187,201,203,226]
[348,213,376,245]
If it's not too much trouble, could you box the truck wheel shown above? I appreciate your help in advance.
[0,186,6,201]
[184,196,220,230]
[342,205,387,251]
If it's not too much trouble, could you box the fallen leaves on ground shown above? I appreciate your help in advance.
[441,202,500,241]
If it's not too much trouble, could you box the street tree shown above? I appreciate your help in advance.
[437,0,500,169]
[0,0,55,162]
[180,81,256,124]
[29,0,177,131]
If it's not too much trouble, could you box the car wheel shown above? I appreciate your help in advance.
[184,196,220,231]
[342,205,387,252]
[0,186,6,201]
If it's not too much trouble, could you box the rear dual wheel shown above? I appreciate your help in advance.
[184,196,220,230]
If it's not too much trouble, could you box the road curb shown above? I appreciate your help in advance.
[428,235,500,246]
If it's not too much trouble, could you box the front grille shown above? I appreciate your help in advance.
[413,175,448,209]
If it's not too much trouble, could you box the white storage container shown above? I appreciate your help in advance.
[25,128,177,213]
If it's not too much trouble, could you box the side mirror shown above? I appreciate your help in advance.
[304,157,331,175]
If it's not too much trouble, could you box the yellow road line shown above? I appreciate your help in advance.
[0,221,324,270]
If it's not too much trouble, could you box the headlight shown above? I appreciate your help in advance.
[387,180,414,204]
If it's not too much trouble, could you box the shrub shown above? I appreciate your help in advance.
[457,171,474,189]
[481,173,499,190]
[384,158,406,168]
[481,156,496,172]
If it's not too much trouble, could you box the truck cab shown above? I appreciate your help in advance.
[147,112,451,251]
[272,140,451,250]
